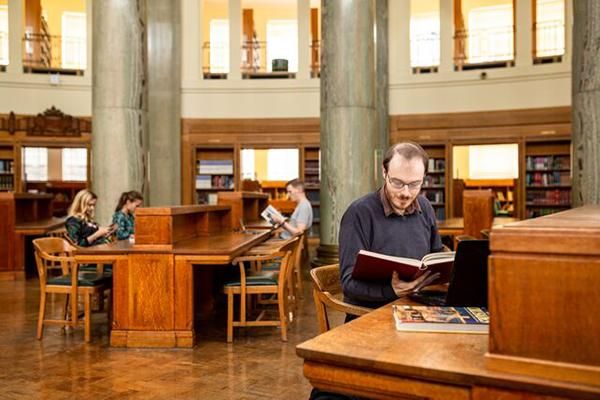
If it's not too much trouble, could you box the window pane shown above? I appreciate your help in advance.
[469,144,519,179]
[62,148,87,181]
[24,147,48,181]
[267,149,298,181]
[61,12,86,69]
[536,0,565,57]
[210,19,229,73]
[410,0,440,67]
[241,148,255,180]
[467,4,514,63]
[266,20,298,72]
[0,6,8,65]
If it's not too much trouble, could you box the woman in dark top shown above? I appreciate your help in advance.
[112,191,143,240]
[66,189,114,247]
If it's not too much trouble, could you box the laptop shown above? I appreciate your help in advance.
[409,239,490,308]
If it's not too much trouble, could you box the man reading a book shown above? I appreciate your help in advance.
[339,142,444,312]
[271,178,313,239]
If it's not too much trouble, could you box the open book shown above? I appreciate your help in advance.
[393,305,489,334]
[351,249,455,283]
[261,205,286,226]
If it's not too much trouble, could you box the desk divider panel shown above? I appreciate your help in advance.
[488,206,600,386]
[218,191,269,229]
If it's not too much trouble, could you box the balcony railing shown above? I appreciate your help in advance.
[22,33,86,75]
[410,32,440,73]
[454,26,515,70]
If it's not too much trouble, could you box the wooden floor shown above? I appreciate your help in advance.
[0,265,340,399]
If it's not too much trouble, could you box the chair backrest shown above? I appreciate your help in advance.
[275,236,300,288]
[310,264,371,333]
[463,189,494,238]
[32,237,75,286]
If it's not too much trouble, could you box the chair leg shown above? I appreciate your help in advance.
[63,294,70,328]
[37,292,47,340]
[226,291,234,343]
[278,294,288,342]
[295,262,303,299]
[84,293,91,343]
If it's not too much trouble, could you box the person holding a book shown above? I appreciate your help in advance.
[112,190,143,240]
[339,142,444,312]
[270,178,313,239]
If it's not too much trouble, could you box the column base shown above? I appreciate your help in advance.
[110,329,195,348]
[311,243,339,268]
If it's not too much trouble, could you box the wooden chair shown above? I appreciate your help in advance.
[223,237,299,343]
[310,264,372,333]
[33,237,111,342]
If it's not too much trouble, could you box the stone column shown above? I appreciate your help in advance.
[228,0,242,80]
[297,0,311,80]
[7,0,23,74]
[92,1,148,224]
[571,1,600,206]
[147,0,181,206]
[316,0,378,265]
[515,0,532,67]
[439,0,454,73]
[375,0,389,188]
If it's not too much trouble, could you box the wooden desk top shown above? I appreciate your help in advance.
[297,301,600,399]
[14,217,65,234]
[74,230,270,262]
[135,204,230,216]
[437,217,519,232]
[245,219,273,229]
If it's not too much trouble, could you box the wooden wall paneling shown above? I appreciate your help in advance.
[0,195,16,272]
[127,254,175,330]
[174,258,194,331]
[518,140,527,219]
[135,215,173,246]
[445,142,452,218]
[111,256,130,332]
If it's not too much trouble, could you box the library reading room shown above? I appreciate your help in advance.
[1,0,599,399]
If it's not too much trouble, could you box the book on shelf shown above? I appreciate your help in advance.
[197,159,234,175]
[260,204,286,226]
[393,305,489,333]
[352,249,455,283]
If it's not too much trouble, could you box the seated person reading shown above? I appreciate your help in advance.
[112,190,143,240]
[66,189,115,247]
[339,142,444,314]
[270,179,313,239]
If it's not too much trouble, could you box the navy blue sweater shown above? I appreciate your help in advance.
[339,192,443,309]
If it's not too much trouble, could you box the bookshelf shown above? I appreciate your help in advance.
[194,146,236,204]
[25,180,87,216]
[0,145,15,192]
[302,146,320,238]
[464,179,516,217]
[422,145,446,220]
[524,140,571,218]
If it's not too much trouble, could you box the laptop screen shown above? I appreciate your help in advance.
[444,239,490,308]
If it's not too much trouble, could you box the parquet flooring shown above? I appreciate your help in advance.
[0,264,343,400]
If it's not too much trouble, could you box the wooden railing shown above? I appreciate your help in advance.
[22,33,85,75]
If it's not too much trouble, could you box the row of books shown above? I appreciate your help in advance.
[526,171,571,186]
[306,190,320,202]
[195,175,234,190]
[526,208,567,218]
[196,192,219,205]
[526,189,571,206]
[0,175,14,190]
[304,160,319,174]
[305,175,320,185]
[496,191,513,202]
[0,160,14,173]
[197,159,234,175]
[435,207,445,220]
[423,175,444,187]
[424,190,444,203]
[427,158,445,172]
[526,155,570,171]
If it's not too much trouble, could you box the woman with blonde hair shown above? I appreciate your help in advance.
[112,190,143,240]
[66,189,115,246]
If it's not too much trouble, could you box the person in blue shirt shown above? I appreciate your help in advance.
[112,190,143,240]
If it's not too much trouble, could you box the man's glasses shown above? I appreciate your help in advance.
[385,174,423,191]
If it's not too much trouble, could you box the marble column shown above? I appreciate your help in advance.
[571,1,600,206]
[92,1,148,224]
[7,0,23,74]
[147,0,181,206]
[316,0,378,265]
[375,0,389,188]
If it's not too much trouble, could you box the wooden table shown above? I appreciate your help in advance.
[296,300,600,400]
[437,217,519,236]
[74,205,270,348]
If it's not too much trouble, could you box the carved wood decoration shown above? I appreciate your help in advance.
[26,106,83,137]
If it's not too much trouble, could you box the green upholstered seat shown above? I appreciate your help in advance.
[224,275,277,287]
[47,273,112,287]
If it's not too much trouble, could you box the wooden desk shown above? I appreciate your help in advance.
[297,301,600,400]
[74,205,270,348]
[217,191,269,230]
[437,217,519,237]
[0,193,62,280]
